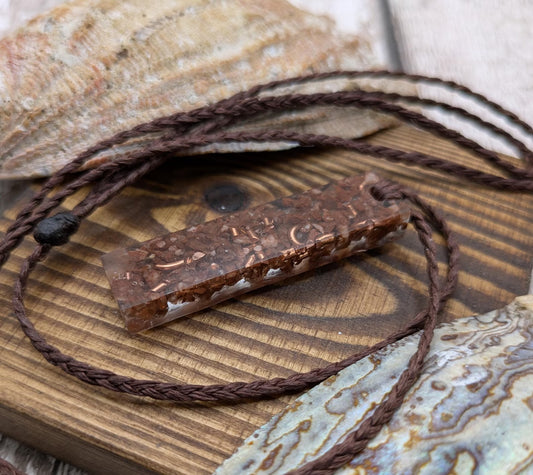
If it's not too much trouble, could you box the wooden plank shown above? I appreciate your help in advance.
[0,124,532,474]
[387,0,533,155]
[0,0,65,34]
[0,2,394,471]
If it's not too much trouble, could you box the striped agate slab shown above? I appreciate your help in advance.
[0,0,392,178]
[216,295,533,474]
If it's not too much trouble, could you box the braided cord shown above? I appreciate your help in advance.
[1,70,532,474]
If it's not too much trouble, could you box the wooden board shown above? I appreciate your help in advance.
[0,125,532,474]
[387,0,533,156]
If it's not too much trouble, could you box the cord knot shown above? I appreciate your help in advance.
[33,212,80,246]
[370,180,404,202]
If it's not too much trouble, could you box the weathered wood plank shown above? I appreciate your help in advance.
[0,432,86,475]
[388,0,533,155]
[0,124,531,474]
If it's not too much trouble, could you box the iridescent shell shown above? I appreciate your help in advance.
[0,0,391,178]
[217,295,533,474]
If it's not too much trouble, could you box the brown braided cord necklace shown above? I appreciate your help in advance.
[0,70,532,474]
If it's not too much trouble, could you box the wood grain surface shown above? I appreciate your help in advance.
[0,125,532,474]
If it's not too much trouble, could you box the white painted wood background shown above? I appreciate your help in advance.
[1,1,532,473]
[292,0,533,156]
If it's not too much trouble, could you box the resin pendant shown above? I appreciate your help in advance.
[102,173,410,332]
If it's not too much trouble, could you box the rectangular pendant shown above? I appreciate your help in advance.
[102,172,410,332]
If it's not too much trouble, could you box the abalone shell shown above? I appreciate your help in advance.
[217,295,533,474]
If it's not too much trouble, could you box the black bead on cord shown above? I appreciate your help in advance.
[33,212,80,246]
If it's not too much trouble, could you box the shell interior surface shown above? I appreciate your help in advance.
[216,295,533,474]
[0,0,392,178]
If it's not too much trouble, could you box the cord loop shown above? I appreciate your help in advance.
[1,70,531,474]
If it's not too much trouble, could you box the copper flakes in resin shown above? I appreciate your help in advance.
[102,172,410,332]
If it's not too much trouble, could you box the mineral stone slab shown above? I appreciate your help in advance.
[216,295,533,474]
